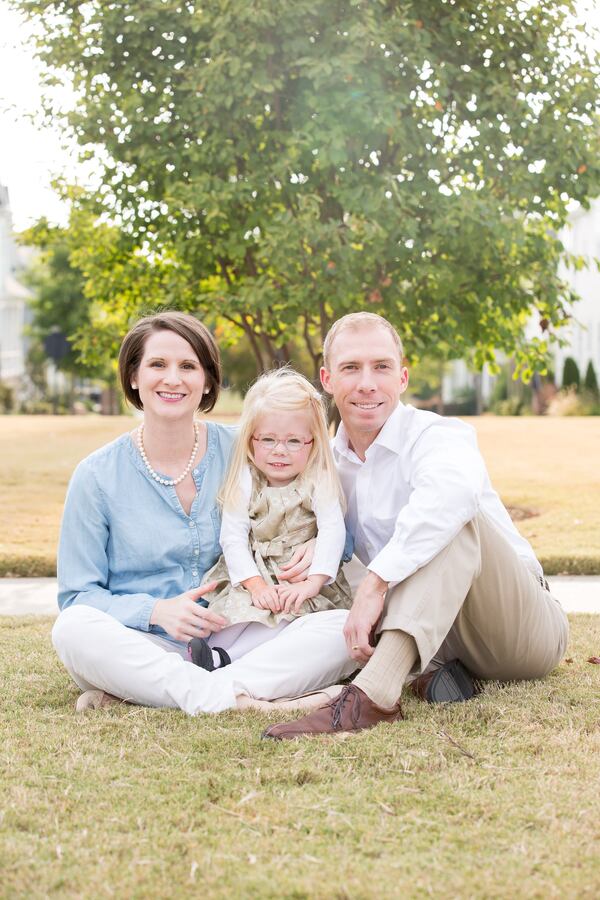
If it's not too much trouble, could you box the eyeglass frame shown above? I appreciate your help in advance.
[252,434,314,454]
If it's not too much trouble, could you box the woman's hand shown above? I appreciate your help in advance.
[277,539,316,584]
[150,582,229,643]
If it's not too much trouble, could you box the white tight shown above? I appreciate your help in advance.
[52,605,355,715]
[207,620,289,662]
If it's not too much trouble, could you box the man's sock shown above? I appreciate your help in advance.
[353,630,418,709]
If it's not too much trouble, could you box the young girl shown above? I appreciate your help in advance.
[189,368,352,670]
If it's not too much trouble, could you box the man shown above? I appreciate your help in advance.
[263,312,568,739]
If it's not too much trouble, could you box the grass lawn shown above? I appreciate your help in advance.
[1,614,600,897]
[0,409,238,578]
[471,416,600,575]
[0,414,598,576]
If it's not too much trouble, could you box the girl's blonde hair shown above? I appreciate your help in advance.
[220,368,345,512]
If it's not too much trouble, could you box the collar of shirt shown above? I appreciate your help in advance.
[333,402,408,464]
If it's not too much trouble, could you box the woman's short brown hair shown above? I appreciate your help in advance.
[118,311,221,413]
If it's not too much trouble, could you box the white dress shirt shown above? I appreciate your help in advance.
[219,465,346,586]
[333,402,542,585]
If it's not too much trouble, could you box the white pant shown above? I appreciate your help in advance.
[51,605,356,715]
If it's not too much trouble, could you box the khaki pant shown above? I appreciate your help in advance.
[358,514,569,680]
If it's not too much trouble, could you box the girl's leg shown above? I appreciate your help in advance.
[208,620,289,662]
[52,605,237,714]
[210,608,356,702]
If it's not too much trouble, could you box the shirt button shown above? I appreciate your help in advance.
[192,570,198,577]
[194,548,199,555]
[188,521,194,527]
[193,468,199,475]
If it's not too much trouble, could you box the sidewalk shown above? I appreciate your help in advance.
[0,576,598,617]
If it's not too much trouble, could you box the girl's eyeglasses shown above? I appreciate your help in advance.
[252,435,314,453]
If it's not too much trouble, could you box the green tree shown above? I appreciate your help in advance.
[22,217,95,379]
[562,356,580,389]
[15,0,600,377]
[584,360,599,396]
[20,211,141,408]
[404,355,448,410]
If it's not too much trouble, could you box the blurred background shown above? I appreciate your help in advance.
[0,0,599,418]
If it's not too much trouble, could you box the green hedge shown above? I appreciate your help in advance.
[539,556,600,576]
[0,555,56,578]
[1,554,599,578]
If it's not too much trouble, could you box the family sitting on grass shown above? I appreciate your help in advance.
[52,311,568,738]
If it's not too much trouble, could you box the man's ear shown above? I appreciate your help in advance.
[399,366,409,394]
[320,365,333,395]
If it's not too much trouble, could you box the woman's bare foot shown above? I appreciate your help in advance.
[75,689,121,712]
[235,685,343,713]
[235,694,279,712]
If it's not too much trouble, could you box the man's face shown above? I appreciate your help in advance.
[320,324,408,439]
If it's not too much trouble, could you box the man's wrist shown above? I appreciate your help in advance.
[365,570,389,595]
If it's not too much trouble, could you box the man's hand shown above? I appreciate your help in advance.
[276,539,316,583]
[150,582,229,643]
[343,572,389,663]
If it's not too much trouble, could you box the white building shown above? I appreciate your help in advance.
[553,198,600,385]
[442,198,600,405]
[0,184,31,383]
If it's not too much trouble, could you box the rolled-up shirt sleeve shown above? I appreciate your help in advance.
[309,490,346,583]
[219,467,260,585]
[57,460,157,631]
[367,427,485,584]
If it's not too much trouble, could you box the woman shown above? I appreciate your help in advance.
[52,311,355,714]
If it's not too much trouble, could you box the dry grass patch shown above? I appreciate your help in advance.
[0,414,598,575]
[0,410,238,576]
[470,417,600,573]
[1,615,599,898]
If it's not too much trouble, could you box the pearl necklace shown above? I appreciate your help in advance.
[137,421,200,486]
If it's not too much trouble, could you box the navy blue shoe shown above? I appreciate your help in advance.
[411,660,483,703]
[188,638,231,671]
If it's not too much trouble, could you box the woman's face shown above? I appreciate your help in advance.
[251,409,314,487]
[132,329,207,421]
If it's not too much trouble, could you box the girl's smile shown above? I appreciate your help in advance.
[252,410,314,487]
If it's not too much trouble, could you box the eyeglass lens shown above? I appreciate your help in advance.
[253,436,311,453]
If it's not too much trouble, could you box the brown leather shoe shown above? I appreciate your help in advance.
[262,685,403,740]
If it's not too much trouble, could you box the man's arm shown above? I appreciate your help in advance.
[343,570,388,662]
[368,426,485,584]
[344,425,486,661]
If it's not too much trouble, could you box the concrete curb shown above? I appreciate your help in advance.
[0,575,598,617]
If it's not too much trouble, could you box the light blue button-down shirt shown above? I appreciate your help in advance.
[57,422,237,644]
